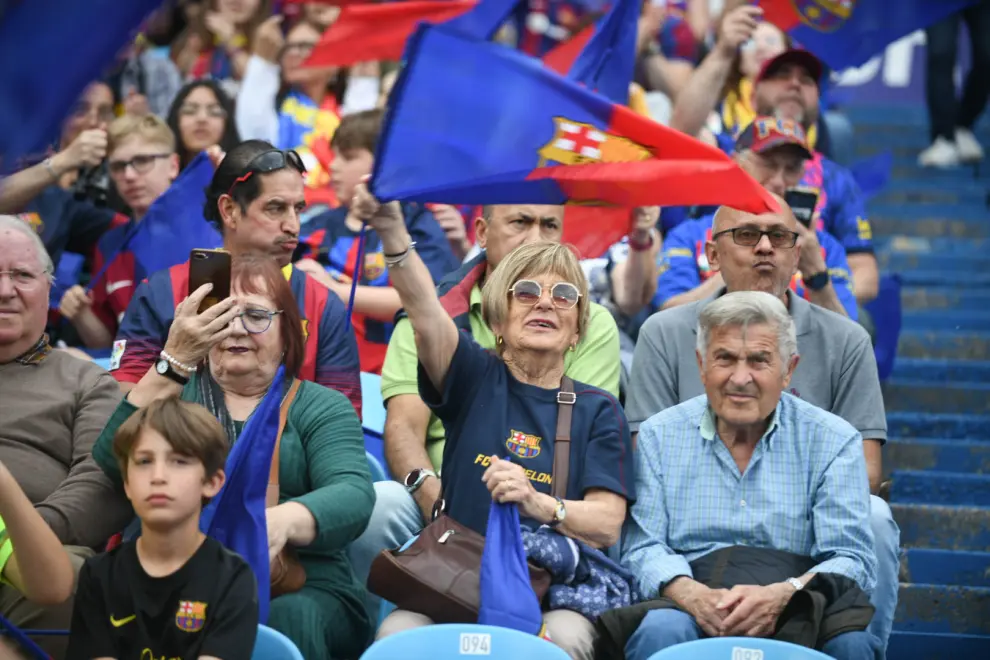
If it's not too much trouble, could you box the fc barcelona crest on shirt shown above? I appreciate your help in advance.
[791,0,856,32]
[506,430,542,459]
[537,117,651,167]
[175,600,207,632]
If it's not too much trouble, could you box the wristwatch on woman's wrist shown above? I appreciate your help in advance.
[548,497,567,528]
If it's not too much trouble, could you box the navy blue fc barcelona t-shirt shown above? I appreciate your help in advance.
[419,334,635,535]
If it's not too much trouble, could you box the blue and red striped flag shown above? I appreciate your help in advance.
[759,0,978,71]
[371,0,777,226]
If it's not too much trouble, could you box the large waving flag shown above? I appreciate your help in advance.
[0,0,161,169]
[200,366,287,624]
[479,501,545,636]
[86,152,222,292]
[759,0,978,71]
[371,0,776,222]
[304,1,476,69]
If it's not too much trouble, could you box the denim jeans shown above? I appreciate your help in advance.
[868,495,901,652]
[625,609,882,660]
[346,481,425,631]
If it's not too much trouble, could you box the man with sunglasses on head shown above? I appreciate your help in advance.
[109,139,362,415]
[58,114,181,350]
[656,117,857,320]
[625,188,899,653]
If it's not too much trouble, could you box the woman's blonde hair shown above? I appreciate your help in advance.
[482,241,590,344]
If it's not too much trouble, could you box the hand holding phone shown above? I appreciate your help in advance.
[189,248,232,314]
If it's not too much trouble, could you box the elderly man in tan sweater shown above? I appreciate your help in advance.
[0,215,131,657]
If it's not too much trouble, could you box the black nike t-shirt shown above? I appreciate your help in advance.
[67,536,259,660]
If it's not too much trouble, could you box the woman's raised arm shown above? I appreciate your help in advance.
[353,183,460,391]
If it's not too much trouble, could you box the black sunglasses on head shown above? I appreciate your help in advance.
[226,149,307,197]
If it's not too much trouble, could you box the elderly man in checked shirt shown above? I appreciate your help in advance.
[621,291,879,660]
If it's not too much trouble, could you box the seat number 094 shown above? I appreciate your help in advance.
[458,632,491,655]
[732,647,765,660]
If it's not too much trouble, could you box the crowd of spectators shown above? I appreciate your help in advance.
[1,0,987,659]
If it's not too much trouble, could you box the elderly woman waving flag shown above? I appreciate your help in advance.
[355,183,635,659]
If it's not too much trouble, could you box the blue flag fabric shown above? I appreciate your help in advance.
[760,0,978,71]
[479,501,544,636]
[127,152,223,275]
[0,0,161,168]
[84,152,221,295]
[200,366,287,623]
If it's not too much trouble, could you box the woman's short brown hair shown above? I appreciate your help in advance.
[231,255,305,378]
[113,398,228,482]
[482,241,590,345]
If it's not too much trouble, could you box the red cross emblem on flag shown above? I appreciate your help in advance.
[538,116,651,167]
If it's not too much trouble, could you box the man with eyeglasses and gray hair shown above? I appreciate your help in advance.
[625,193,899,652]
[0,216,131,657]
[617,290,879,660]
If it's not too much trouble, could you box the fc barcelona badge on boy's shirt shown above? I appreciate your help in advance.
[175,601,207,632]
[506,430,542,459]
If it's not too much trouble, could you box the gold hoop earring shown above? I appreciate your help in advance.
[496,335,504,347]
[569,344,576,352]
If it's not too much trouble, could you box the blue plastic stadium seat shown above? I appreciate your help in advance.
[366,451,387,483]
[252,624,304,660]
[647,637,832,660]
[360,624,571,660]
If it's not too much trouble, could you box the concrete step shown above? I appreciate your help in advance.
[876,235,990,255]
[900,286,990,311]
[898,330,990,360]
[901,310,990,332]
[869,202,989,222]
[894,503,990,552]
[887,413,990,441]
[882,380,990,414]
[890,470,990,507]
[884,439,990,478]
[894,584,990,636]
[880,251,990,272]
[897,270,990,288]
[887,631,990,659]
[891,358,990,383]
[901,549,990,588]
[870,215,989,239]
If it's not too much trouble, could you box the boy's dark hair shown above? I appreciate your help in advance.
[203,139,279,233]
[113,398,228,488]
[330,109,383,154]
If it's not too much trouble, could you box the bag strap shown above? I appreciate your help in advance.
[551,376,575,500]
[268,378,302,506]
[431,375,577,519]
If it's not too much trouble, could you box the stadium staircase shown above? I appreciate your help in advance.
[847,105,990,658]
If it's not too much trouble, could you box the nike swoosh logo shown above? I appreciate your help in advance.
[110,614,136,628]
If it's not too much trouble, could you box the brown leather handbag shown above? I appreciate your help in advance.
[268,378,307,598]
[367,377,577,623]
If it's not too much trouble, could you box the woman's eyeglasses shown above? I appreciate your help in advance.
[107,153,172,177]
[226,149,307,197]
[235,308,283,334]
[509,280,581,310]
[712,227,799,249]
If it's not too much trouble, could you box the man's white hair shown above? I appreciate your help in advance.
[0,215,54,280]
[696,291,797,373]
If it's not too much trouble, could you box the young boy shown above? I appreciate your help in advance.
[58,113,180,349]
[67,398,259,660]
[295,108,458,374]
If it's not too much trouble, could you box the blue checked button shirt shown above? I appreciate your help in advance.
[621,392,877,600]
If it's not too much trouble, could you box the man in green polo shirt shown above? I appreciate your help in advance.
[347,203,621,614]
